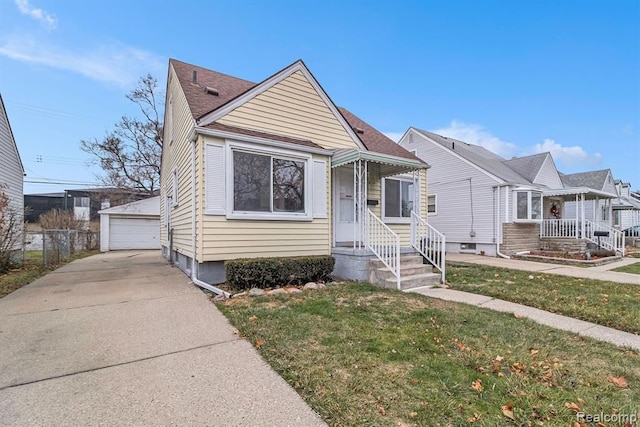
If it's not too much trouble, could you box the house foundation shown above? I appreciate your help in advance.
[501,223,540,254]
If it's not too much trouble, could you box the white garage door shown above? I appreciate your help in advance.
[109,217,160,250]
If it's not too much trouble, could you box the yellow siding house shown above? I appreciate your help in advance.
[160,59,444,291]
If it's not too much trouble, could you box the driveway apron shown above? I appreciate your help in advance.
[0,251,325,426]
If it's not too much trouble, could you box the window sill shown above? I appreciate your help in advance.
[226,212,313,221]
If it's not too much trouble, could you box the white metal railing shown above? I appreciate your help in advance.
[540,219,625,255]
[366,209,400,289]
[540,219,578,238]
[410,212,446,283]
[584,220,625,255]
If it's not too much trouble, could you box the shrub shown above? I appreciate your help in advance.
[226,255,335,290]
[0,185,22,273]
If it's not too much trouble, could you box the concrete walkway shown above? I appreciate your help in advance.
[0,251,325,426]
[447,253,640,285]
[408,287,640,351]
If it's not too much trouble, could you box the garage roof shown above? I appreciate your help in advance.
[98,196,160,216]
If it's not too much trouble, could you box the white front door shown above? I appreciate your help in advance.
[335,167,360,244]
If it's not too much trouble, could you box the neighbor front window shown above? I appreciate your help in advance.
[233,151,305,214]
[515,191,542,221]
[384,178,413,220]
[427,194,436,215]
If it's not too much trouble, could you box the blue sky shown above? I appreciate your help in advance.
[1,0,638,194]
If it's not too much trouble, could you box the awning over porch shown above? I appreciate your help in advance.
[543,187,617,200]
[331,148,429,178]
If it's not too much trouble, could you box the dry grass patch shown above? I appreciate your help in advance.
[217,283,640,426]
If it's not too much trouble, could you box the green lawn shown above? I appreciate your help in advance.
[218,283,640,426]
[0,250,98,298]
[446,263,640,335]
[611,261,640,275]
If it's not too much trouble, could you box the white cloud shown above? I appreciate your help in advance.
[383,132,404,142]
[0,35,164,87]
[532,138,602,168]
[430,120,518,158]
[14,0,56,29]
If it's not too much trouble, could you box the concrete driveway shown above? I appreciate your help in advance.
[0,251,325,426]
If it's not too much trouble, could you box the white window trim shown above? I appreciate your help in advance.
[225,141,313,221]
[382,176,415,224]
[172,168,179,207]
[427,193,437,216]
[513,190,542,222]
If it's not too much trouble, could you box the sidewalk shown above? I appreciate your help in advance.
[408,287,640,351]
[446,253,640,285]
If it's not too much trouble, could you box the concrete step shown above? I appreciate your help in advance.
[369,254,423,269]
[375,263,432,281]
[385,272,441,290]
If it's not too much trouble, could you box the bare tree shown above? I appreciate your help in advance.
[81,74,163,195]
[0,185,22,272]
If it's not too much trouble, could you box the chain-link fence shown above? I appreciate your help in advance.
[23,229,99,268]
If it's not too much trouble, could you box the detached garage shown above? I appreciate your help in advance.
[99,196,160,251]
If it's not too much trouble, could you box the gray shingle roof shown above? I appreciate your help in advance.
[414,129,532,184]
[502,153,548,183]
[560,169,610,191]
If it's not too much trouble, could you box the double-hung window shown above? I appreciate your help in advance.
[383,178,414,222]
[515,190,542,221]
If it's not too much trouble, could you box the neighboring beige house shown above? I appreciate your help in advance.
[0,93,25,250]
[160,59,445,292]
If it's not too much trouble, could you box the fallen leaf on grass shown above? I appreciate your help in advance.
[501,402,515,421]
[471,379,483,393]
[409,412,417,418]
[607,376,628,388]
[530,348,539,357]
[514,313,521,318]
[249,315,258,322]
[467,413,481,423]
[255,338,265,349]
[564,402,581,413]
[378,406,386,416]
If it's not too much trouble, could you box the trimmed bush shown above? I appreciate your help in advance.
[225,255,335,290]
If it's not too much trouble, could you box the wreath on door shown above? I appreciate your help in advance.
[550,204,560,218]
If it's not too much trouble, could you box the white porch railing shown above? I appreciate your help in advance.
[584,220,625,255]
[410,212,446,283]
[366,209,400,289]
[540,219,625,255]
[540,219,578,238]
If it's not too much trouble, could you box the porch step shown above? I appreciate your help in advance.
[369,255,424,269]
[368,253,441,290]
[374,263,432,281]
[384,272,441,290]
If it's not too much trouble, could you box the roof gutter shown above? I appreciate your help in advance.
[194,126,333,156]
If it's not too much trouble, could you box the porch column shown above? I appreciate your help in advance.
[575,194,579,239]
[580,194,586,238]
[363,161,368,248]
[353,162,357,249]
[595,196,600,222]
[608,199,613,226]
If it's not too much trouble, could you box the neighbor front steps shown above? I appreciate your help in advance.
[368,253,441,290]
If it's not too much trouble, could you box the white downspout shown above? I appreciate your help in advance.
[190,136,230,298]
[496,185,510,259]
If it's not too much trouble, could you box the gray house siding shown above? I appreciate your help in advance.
[533,155,563,189]
[0,95,24,242]
[402,131,502,255]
